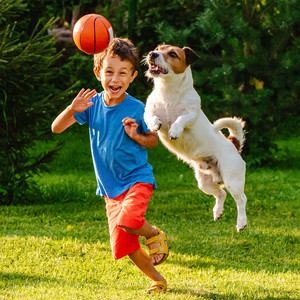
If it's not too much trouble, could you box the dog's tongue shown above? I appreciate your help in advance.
[150,63,167,74]
[150,63,159,71]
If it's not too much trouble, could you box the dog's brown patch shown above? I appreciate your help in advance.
[152,44,199,74]
[228,136,241,152]
[155,44,188,74]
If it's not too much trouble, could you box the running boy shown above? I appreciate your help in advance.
[51,38,168,294]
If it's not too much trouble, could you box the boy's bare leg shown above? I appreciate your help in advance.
[128,247,166,286]
[120,220,166,265]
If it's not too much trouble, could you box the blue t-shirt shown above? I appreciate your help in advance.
[74,92,156,198]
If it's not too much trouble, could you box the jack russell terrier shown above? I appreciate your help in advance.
[144,44,247,232]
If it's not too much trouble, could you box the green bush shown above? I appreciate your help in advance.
[0,0,73,204]
[1,0,299,204]
[132,0,300,165]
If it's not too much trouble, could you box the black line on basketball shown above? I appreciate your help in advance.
[95,16,110,50]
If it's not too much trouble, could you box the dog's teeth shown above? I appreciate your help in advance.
[159,67,168,74]
[150,63,157,69]
[149,63,168,75]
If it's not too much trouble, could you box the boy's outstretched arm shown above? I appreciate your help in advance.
[122,117,158,148]
[52,88,96,133]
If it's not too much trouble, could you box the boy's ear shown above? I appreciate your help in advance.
[94,68,101,81]
[130,70,138,83]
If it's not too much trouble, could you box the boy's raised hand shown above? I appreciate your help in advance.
[70,88,96,113]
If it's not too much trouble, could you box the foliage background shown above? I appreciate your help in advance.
[0,0,299,204]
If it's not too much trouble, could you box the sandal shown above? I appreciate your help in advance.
[144,226,169,266]
[147,281,167,294]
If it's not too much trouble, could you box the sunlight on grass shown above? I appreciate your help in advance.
[1,234,299,299]
[1,129,299,299]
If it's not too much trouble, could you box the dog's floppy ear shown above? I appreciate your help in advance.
[183,47,200,65]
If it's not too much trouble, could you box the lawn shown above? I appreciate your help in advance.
[0,126,299,299]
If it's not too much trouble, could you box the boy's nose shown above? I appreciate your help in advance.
[111,74,120,82]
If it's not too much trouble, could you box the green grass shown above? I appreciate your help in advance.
[0,126,299,299]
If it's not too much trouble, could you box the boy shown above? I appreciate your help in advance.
[51,38,168,294]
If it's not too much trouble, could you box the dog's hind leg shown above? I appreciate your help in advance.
[193,164,226,221]
[225,181,247,232]
[221,161,247,232]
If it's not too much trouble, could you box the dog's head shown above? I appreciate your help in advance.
[146,44,199,78]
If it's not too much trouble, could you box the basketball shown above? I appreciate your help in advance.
[73,14,113,54]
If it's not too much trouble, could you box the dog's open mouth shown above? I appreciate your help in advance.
[149,62,168,75]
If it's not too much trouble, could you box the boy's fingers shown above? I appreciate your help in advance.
[131,123,138,129]
[86,89,97,98]
[76,88,91,100]
[76,88,85,98]
[122,117,136,125]
[122,117,130,123]
[76,89,96,104]
[83,89,92,100]
[123,120,135,126]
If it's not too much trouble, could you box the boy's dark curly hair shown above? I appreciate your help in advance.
[94,38,138,73]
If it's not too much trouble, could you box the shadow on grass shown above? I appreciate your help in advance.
[169,287,293,300]
[0,271,61,287]
[0,198,110,244]
[169,288,233,299]
[165,216,298,274]
[1,189,298,276]
[148,186,299,275]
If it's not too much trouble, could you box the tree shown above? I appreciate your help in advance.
[142,0,300,165]
[0,0,73,204]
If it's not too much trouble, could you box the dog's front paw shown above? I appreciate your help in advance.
[147,116,162,132]
[168,124,183,140]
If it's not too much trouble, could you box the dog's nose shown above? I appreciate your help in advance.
[149,52,159,59]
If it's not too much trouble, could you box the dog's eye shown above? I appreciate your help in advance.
[169,52,178,58]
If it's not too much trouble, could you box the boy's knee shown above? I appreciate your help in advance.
[117,210,143,232]
[119,224,129,231]
[119,224,136,234]
[117,212,132,231]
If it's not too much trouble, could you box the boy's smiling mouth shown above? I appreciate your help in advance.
[109,86,121,93]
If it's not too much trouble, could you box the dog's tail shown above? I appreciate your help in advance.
[213,117,246,152]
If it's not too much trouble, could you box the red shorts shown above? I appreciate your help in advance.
[105,182,153,260]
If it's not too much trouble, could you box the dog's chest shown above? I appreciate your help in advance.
[154,101,186,129]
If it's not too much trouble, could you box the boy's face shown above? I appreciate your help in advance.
[94,55,138,104]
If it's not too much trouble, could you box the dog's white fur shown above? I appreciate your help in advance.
[144,44,247,232]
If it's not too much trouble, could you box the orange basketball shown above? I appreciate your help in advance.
[73,14,113,54]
